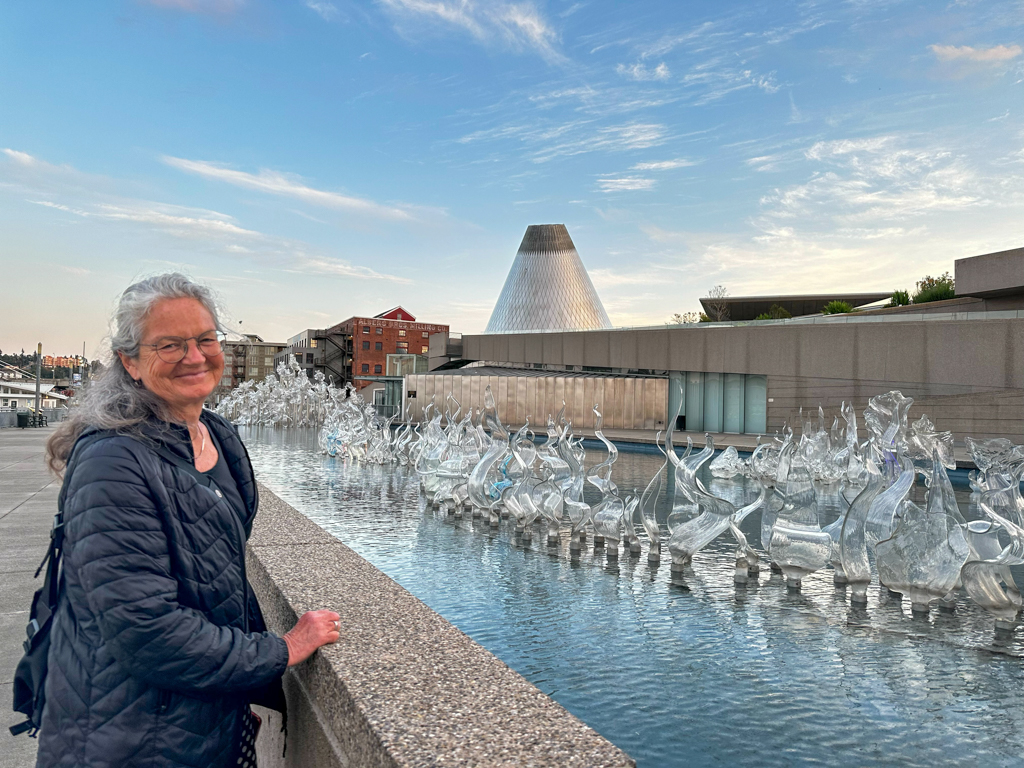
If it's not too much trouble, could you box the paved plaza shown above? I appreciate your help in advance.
[0,426,56,768]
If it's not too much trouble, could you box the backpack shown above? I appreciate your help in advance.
[9,498,67,736]
[9,435,93,737]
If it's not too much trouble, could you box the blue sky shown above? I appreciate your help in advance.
[1,0,1022,355]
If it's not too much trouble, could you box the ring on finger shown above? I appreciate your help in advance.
[333,620,340,631]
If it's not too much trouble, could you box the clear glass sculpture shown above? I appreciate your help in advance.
[710,446,747,478]
[467,386,509,523]
[864,454,916,550]
[838,456,886,603]
[587,405,622,550]
[769,444,833,588]
[640,432,666,563]
[667,436,765,573]
[875,450,969,613]
[961,519,1023,629]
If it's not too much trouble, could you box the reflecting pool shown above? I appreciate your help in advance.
[243,427,1024,768]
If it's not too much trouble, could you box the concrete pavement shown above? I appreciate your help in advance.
[1,426,58,768]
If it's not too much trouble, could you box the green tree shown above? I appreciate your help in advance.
[821,300,853,315]
[754,304,792,320]
[912,272,955,304]
[888,290,910,307]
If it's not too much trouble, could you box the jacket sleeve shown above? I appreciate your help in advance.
[66,439,290,694]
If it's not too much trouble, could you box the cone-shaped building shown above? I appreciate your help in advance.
[485,224,612,334]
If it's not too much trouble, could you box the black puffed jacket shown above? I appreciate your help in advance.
[35,411,289,768]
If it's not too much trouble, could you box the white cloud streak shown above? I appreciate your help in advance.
[597,176,655,192]
[616,61,670,81]
[377,0,564,63]
[306,1,340,21]
[631,158,697,170]
[162,156,415,220]
[930,44,1022,63]
[4,149,409,284]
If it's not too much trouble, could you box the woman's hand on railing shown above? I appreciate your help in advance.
[283,609,341,666]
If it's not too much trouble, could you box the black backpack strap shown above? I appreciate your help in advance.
[9,435,92,737]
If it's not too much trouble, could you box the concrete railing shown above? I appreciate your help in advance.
[248,486,635,768]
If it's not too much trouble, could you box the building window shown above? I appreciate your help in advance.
[421,346,428,354]
[375,342,383,351]
[374,364,382,374]
[306,353,314,364]
[396,342,408,352]
[361,364,369,373]
[375,327,382,335]
[248,367,258,376]
[363,326,370,334]
[398,329,406,337]
[264,356,272,366]
[310,339,317,348]
[362,341,370,350]
[422,332,429,338]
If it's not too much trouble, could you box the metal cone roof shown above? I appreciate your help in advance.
[484,224,612,334]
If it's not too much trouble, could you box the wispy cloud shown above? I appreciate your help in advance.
[455,120,668,163]
[289,257,410,282]
[745,154,782,172]
[630,158,697,171]
[616,61,670,81]
[377,0,564,63]
[306,1,340,21]
[162,156,415,220]
[930,44,1022,63]
[3,148,37,166]
[597,176,655,192]
[3,149,410,284]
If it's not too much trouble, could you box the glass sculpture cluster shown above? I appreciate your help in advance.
[216,356,416,464]
[414,384,1024,633]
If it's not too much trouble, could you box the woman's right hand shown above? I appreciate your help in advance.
[283,610,341,666]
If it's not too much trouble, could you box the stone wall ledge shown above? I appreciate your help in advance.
[248,484,635,768]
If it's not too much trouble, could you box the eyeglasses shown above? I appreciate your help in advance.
[141,332,225,364]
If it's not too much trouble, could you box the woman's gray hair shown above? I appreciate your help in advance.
[47,273,224,473]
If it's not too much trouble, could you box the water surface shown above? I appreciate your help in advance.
[243,427,1024,768]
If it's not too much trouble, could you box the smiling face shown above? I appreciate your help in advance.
[119,297,224,419]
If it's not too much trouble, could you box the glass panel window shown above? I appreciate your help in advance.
[396,342,408,351]
[306,353,314,364]
[421,346,428,354]
[361,364,369,373]
[374,364,382,374]
[362,341,370,350]
[264,356,272,366]
[310,339,317,347]
[422,331,429,338]
[398,329,406,337]
[375,342,383,351]
[363,326,370,334]
[375,327,382,335]
[248,367,258,376]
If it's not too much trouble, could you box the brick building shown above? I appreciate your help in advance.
[337,307,445,384]
[274,308,448,405]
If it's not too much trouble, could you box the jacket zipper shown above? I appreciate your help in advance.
[202,415,254,634]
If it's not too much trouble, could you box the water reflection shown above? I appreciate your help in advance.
[243,427,1024,768]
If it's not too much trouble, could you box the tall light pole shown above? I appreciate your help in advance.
[34,342,42,418]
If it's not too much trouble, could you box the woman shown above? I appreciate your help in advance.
[40,273,339,768]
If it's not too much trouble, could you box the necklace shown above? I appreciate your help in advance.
[192,423,207,460]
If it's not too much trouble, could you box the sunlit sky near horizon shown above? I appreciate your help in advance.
[1,0,1023,356]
